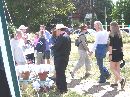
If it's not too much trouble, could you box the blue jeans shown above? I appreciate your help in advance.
[96,57,109,82]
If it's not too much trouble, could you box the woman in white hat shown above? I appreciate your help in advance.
[10,29,26,65]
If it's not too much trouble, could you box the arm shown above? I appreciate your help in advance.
[108,36,112,61]
[52,36,63,51]
[91,33,99,53]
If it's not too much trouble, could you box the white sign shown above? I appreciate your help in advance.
[85,13,92,19]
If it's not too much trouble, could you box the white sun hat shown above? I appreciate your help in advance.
[55,24,67,30]
[18,25,28,30]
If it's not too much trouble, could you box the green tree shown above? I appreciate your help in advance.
[72,0,113,28]
[5,0,75,32]
[112,0,130,26]
[94,0,113,25]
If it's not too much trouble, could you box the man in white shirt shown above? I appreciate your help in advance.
[90,21,111,83]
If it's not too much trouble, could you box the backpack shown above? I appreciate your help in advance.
[75,34,86,47]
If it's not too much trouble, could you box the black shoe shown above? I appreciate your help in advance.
[105,73,111,80]
[84,72,91,77]
[120,78,126,89]
[110,83,118,87]
[98,80,106,83]
[60,89,68,94]
[70,72,74,78]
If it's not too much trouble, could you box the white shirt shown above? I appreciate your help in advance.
[10,38,26,64]
[91,30,109,52]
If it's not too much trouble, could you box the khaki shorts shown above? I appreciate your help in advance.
[35,52,44,65]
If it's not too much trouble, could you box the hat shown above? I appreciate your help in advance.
[16,29,22,32]
[18,25,28,30]
[55,24,67,30]
[79,23,87,28]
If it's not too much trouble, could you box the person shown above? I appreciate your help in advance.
[109,21,126,89]
[89,21,111,83]
[49,28,57,80]
[0,45,11,97]
[70,24,91,78]
[33,32,39,47]
[51,24,71,94]
[50,27,57,62]
[34,31,46,65]
[10,29,26,65]
[39,25,52,64]
[18,25,28,44]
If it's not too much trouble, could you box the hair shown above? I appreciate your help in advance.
[35,32,39,36]
[10,33,15,39]
[52,27,57,37]
[80,23,88,31]
[110,21,121,38]
[94,21,104,31]
[40,24,45,28]
[60,28,66,31]
[14,30,22,39]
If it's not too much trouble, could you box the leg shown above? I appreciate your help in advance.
[54,56,68,93]
[110,62,122,82]
[43,51,46,64]
[72,50,85,74]
[84,53,91,74]
[46,50,51,64]
[96,57,106,83]
[35,53,42,65]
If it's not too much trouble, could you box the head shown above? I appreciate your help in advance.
[39,30,44,37]
[110,21,121,37]
[80,23,88,32]
[94,21,104,31]
[55,24,67,36]
[34,32,39,38]
[15,29,22,39]
[40,25,45,32]
[18,25,28,33]
[10,33,15,39]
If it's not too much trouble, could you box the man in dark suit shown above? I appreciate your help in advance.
[0,46,11,97]
[51,24,71,94]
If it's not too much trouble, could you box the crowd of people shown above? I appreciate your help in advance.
[0,21,126,96]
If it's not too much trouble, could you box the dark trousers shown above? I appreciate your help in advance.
[54,56,69,92]
[0,70,11,97]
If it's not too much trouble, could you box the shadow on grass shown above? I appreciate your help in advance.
[82,82,125,97]
[67,79,82,88]
[83,82,110,95]
[102,87,122,97]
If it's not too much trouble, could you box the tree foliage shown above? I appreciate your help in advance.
[112,0,130,25]
[94,0,113,25]
[5,0,75,31]
[72,0,113,25]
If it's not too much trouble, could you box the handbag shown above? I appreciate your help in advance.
[120,60,125,68]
